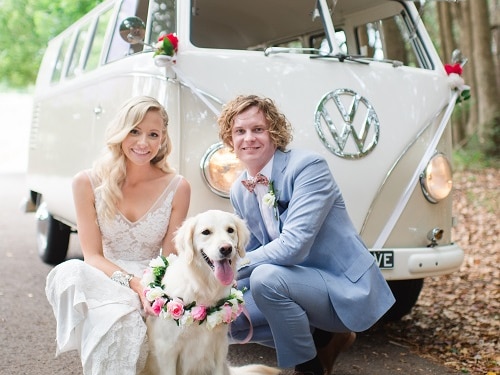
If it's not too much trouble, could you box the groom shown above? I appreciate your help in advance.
[217,95,395,375]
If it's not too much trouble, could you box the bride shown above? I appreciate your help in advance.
[45,96,191,374]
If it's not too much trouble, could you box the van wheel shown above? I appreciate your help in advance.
[382,279,424,321]
[36,202,70,265]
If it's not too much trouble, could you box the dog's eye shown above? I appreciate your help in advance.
[227,227,234,234]
[202,229,211,235]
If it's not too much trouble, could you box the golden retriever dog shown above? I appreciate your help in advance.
[141,210,281,375]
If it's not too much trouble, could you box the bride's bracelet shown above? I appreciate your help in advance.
[110,270,134,288]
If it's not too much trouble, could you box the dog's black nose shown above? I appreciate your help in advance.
[219,245,232,257]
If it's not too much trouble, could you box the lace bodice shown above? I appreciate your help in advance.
[90,173,182,272]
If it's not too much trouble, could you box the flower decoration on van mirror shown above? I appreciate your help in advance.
[444,63,471,104]
[154,33,178,57]
[444,63,462,76]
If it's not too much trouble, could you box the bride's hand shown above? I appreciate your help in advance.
[140,292,156,316]
[130,277,156,316]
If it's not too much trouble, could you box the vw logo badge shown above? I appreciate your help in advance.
[314,89,380,159]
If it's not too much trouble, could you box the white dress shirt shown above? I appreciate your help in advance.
[246,157,279,240]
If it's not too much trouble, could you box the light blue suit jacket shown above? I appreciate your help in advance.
[231,149,395,332]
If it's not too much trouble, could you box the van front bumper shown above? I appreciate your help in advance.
[370,243,464,280]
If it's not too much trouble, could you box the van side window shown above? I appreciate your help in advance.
[86,8,113,72]
[51,37,71,83]
[354,12,431,69]
[67,21,93,78]
[107,0,149,63]
[149,0,176,43]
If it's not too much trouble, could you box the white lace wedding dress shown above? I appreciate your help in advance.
[45,173,183,375]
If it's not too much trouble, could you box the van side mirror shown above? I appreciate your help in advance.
[451,49,468,67]
[119,16,146,45]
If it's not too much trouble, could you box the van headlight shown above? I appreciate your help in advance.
[200,142,245,198]
[420,153,453,203]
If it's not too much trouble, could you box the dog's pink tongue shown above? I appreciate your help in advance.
[214,259,234,285]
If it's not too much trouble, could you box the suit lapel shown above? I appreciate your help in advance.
[268,150,290,234]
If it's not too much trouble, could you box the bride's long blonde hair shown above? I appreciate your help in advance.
[93,96,174,221]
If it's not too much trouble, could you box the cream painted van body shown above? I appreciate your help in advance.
[26,0,464,319]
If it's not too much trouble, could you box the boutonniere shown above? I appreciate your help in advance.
[262,181,279,220]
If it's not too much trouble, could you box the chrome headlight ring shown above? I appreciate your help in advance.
[420,152,453,203]
[200,142,245,198]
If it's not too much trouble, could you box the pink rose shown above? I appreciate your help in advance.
[166,299,185,319]
[233,302,243,319]
[191,305,207,321]
[221,304,233,323]
[152,297,166,316]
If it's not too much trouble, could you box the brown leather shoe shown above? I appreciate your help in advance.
[316,331,356,375]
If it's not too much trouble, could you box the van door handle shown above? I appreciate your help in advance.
[94,105,102,115]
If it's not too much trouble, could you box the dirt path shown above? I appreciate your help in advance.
[381,168,499,374]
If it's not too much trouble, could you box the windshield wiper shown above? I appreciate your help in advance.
[264,47,323,56]
[310,53,369,64]
[312,53,403,67]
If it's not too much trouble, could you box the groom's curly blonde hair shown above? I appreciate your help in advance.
[218,95,293,151]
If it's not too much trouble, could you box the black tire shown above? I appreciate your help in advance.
[382,278,424,322]
[36,203,71,265]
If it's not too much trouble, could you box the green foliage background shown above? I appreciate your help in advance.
[0,0,104,88]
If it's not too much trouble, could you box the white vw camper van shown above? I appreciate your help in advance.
[25,0,465,320]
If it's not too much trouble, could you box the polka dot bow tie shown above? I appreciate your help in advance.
[241,173,269,193]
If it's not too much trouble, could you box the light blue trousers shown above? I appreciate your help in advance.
[229,264,349,368]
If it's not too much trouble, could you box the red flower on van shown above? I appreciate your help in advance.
[154,33,178,57]
[444,63,462,76]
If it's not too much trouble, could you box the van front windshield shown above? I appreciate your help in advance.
[190,0,327,52]
[188,0,430,69]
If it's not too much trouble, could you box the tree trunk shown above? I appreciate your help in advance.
[452,0,477,145]
[437,2,455,63]
[469,0,500,151]
[491,0,500,94]
[438,2,466,145]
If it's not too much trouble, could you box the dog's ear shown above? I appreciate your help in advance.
[174,216,197,263]
[234,214,250,258]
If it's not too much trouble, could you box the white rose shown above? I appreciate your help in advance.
[262,193,276,207]
[447,73,465,90]
[206,311,224,330]
[179,311,194,327]
[141,270,155,287]
[149,256,166,268]
[145,286,165,301]
[231,288,244,300]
